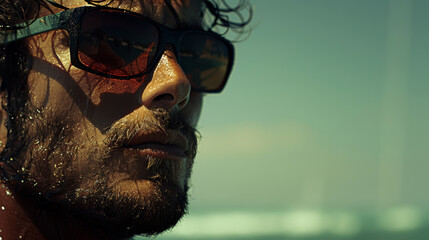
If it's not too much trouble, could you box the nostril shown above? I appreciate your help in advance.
[153,93,174,104]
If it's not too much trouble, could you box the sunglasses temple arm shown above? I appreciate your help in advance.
[0,10,72,44]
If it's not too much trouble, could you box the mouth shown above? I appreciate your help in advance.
[122,130,189,161]
[105,128,192,190]
[125,143,186,161]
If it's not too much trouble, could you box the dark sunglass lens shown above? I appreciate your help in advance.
[179,32,231,92]
[78,10,159,77]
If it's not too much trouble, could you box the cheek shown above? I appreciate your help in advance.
[27,32,83,110]
[85,77,147,106]
[182,92,203,127]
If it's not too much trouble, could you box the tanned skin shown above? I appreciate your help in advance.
[0,0,204,239]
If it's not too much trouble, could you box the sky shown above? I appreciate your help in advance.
[149,0,429,238]
[189,0,429,211]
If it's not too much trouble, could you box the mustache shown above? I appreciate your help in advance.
[103,108,199,158]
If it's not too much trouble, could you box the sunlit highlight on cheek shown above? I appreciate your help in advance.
[80,75,148,106]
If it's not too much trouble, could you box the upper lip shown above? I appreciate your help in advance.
[125,129,188,152]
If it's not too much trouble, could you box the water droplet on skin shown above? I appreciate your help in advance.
[5,190,11,196]
[1,206,5,210]
[19,235,22,239]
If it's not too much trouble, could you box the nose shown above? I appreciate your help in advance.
[140,46,191,111]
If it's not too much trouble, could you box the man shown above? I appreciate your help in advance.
[0,0,250,239]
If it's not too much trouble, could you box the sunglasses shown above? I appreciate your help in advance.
[0,6,235,93]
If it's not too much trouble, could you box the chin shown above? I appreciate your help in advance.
[67,160,191,237]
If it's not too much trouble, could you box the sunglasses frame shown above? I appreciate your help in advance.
[0,6,235,93]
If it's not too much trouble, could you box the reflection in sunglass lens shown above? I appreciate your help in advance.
[180,32,230,92]
[78,10,159,77]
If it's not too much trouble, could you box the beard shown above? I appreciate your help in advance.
[1,102,198,238]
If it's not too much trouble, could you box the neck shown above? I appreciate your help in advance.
[0,181,125,240]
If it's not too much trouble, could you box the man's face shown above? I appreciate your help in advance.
[9,0,203,236]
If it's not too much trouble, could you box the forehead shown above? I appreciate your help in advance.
[50,0,202,28]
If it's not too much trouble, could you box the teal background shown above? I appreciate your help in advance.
[139,0,429,239]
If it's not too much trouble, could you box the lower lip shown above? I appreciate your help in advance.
[124,143,186,161]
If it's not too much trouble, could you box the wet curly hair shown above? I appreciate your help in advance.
[0,0,252,180]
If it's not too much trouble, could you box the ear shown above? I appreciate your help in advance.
[0,76,7,153]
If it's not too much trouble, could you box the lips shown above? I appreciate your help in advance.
[123,130,189,161]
